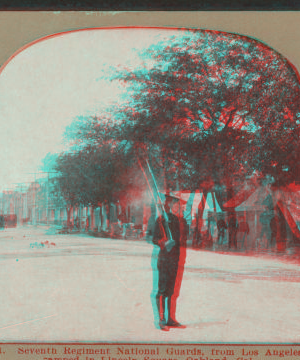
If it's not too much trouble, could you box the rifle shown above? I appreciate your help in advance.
[136,154,175,252]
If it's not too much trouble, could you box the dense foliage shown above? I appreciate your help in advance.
[51,29,300,207]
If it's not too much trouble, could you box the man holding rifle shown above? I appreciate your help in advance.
[153,194,186,331]
[136,152,187,330]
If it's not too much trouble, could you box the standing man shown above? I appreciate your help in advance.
[259,210,270,246]
[74,216,80,231]
[228,212,238,250]
[217,217,227,246]
[238,219,250,250]
[85,216,89,232]
[153,194,185,331]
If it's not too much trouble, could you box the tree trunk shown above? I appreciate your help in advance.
[66,206,72,229]
[107,203,111,231]
[86,206,90,231]
[193,191,208,248]
[185,192,195,240]
[98,204,102,231]
[91,206,95,231]
[101,204,107,231]
[78,205,82,231]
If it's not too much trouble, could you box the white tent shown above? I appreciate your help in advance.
[225,183,300,240]
[171,190,223,221]
[234,186,271,212]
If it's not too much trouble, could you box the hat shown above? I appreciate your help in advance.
[160,192,186,204]
[159,192,178,203]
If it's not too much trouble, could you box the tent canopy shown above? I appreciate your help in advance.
[225,184,300,238]
[223,183,256,209]
[234,186,271,212]
[171,190,223,220]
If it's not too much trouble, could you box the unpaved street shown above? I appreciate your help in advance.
[1,226,300,343]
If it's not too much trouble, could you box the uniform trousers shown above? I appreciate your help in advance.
[157,250,179,297]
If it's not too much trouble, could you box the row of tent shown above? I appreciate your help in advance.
[224,183,300,239]
[166,183,300,246]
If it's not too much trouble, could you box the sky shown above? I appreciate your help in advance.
[0,28,173,191]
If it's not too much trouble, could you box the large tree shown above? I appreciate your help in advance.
[50,29,300,240]
[107,29,300,193]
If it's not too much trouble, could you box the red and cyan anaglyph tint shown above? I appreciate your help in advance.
[1,27,300,341]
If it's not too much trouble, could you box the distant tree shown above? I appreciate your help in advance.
[56,145,123,201]
[52,132,148,228]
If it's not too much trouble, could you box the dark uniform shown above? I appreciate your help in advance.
[153,211,182,330]
[259,211,270,247]
[228,215,238,249]
[153,212,180,298]
[217,219,227,245]
[238,221,250,250]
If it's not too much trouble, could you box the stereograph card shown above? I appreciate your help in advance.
[0,8,300,360]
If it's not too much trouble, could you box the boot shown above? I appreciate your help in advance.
[156,295,168,331]
[166,297,184,328]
